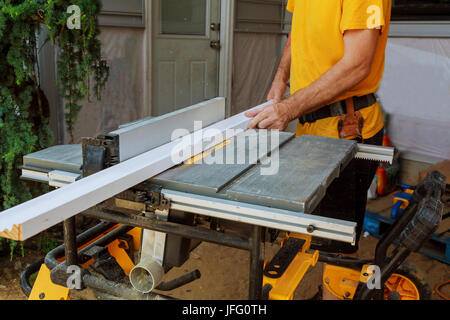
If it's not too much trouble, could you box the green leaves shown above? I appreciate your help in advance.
[0,0,108,207]
[0,0,108,258]
[45,0,109,140]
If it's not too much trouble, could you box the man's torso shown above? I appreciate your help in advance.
[287,0,392,139]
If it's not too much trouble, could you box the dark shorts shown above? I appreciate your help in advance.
[310,129,385,254]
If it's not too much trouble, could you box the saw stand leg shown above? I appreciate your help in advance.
[63,217,78,266]
[249,225,264,300]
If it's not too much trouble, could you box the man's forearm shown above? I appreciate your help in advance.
[274,33,291,83]
[281,59,367,120]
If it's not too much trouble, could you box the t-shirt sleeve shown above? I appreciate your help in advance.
[340,0,387,34]
[286,0,295,13]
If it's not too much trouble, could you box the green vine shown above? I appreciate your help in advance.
[0,0,109,257]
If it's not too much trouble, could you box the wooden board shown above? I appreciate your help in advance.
[0,100,273,241]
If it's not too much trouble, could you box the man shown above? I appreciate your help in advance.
[246,1,392,299]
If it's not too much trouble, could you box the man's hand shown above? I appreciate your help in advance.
[246,102,292,130]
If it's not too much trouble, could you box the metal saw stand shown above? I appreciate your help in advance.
[21,131,368,300]
[78,132,360,299]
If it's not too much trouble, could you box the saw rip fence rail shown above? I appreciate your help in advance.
[355,144,394,164]
[161,189,357,244]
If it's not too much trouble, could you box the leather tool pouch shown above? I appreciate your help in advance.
[338,97,364,139]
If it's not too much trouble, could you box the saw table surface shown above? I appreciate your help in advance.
[152,133,357,214]
[18,132,357,216]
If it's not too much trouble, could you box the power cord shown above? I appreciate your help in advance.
[434,280,450,301]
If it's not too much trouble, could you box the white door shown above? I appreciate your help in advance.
[152,0,221,116]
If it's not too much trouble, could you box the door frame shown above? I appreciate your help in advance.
[219,0,234,117]
[144,0,235,117]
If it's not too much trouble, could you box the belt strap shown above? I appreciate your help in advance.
[345,97,355,114]
[299,93,376,125]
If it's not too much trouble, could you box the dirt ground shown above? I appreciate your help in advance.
[0,195,449,300]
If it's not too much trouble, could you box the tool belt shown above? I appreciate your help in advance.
[298,93,376,139]
[299,93,376,124]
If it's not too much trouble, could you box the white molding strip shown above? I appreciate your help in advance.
[0,100,273,241]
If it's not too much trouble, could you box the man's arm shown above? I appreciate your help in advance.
[247,29,380,130]
[266,33,291,103]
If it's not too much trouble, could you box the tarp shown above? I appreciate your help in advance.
[66,27,146,144]
[231,33,283,115]
[378,38,450,162]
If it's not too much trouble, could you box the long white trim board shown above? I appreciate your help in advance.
[0,100,273,241]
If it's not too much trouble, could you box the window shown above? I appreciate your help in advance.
[161,0,207,35]
[392,0,450,21]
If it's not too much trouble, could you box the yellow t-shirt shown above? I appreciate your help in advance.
[287,0,391,139]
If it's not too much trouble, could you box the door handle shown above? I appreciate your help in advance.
[210,23,221,31]
[210,40,221,50]
[209,23,220,31]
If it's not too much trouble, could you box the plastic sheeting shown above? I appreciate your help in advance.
[67,27,146,144]
[377,38,450,162]
[231,33,284,115]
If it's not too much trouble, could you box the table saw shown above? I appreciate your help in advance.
[0,98,402,300]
